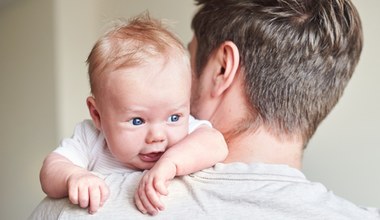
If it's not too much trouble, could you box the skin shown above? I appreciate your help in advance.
[188,36,303,168]
[40,54,228,215]
[88,57,192,171]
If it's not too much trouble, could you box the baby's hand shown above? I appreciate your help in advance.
[134,158,176,215]
[67,171,110,214]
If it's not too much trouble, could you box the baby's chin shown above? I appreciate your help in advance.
[129,160,156,171]
[119,156,158,171]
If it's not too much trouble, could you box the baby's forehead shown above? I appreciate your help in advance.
[113,55,189,78]
[98,57,191,109]
[96,59,189,95]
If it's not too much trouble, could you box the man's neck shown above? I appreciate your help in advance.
[205,73,303,169]
[223,127,303,170]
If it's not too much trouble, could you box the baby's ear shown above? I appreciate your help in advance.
[86,96,102,130]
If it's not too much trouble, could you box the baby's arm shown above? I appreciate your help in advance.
[40,152,109,214]
[135,125,228,215]
[160,124,228,175]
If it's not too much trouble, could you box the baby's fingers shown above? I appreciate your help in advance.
[134,190,147,214]
[88,186,101,214]
[136,183,159,215]
[78,186,90,208]
[88,180,110,214]
[146,183,165,211]
[154,179,169,196]
[68,184,79,205]
[100,184,110,207]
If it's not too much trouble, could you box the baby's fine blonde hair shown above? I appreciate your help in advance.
[86,13,189,96]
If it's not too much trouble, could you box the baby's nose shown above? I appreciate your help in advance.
[146,124,166,144]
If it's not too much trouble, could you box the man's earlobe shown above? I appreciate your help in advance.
[211,41,240,97]
[86,96,102,130]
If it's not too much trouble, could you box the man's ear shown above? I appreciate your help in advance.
[86,96,102,130]
[211,41,240,97]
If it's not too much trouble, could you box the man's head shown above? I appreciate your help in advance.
[190,0,363,146]
[86,14,191,170]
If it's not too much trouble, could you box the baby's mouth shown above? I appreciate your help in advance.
[139,152,163,162]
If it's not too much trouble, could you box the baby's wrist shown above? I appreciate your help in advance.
[157,157,177,175]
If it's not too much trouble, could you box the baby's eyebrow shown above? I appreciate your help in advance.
[174,102,190,110]
[118,105,146,114]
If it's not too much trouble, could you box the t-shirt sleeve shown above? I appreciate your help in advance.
[53,120,99,168]
[188,115,212,133]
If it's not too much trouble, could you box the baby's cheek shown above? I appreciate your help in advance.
[170,126,189,146]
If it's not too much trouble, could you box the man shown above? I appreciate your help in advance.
[30,0,379,219]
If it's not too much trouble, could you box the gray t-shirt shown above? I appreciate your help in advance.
[30,163,379,219]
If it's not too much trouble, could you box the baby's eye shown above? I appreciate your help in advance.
[129,117,144,126]
[168,114,180,123]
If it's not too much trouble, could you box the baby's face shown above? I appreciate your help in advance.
[96,56,191,170]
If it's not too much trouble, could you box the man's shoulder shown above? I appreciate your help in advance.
[29,165,380,220]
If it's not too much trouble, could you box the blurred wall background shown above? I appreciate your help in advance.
[0,0,378,219]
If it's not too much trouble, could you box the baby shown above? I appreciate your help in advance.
[39,14,228,216]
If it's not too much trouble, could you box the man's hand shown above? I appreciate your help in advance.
[67,171,110,214]
[134,158,177,215]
